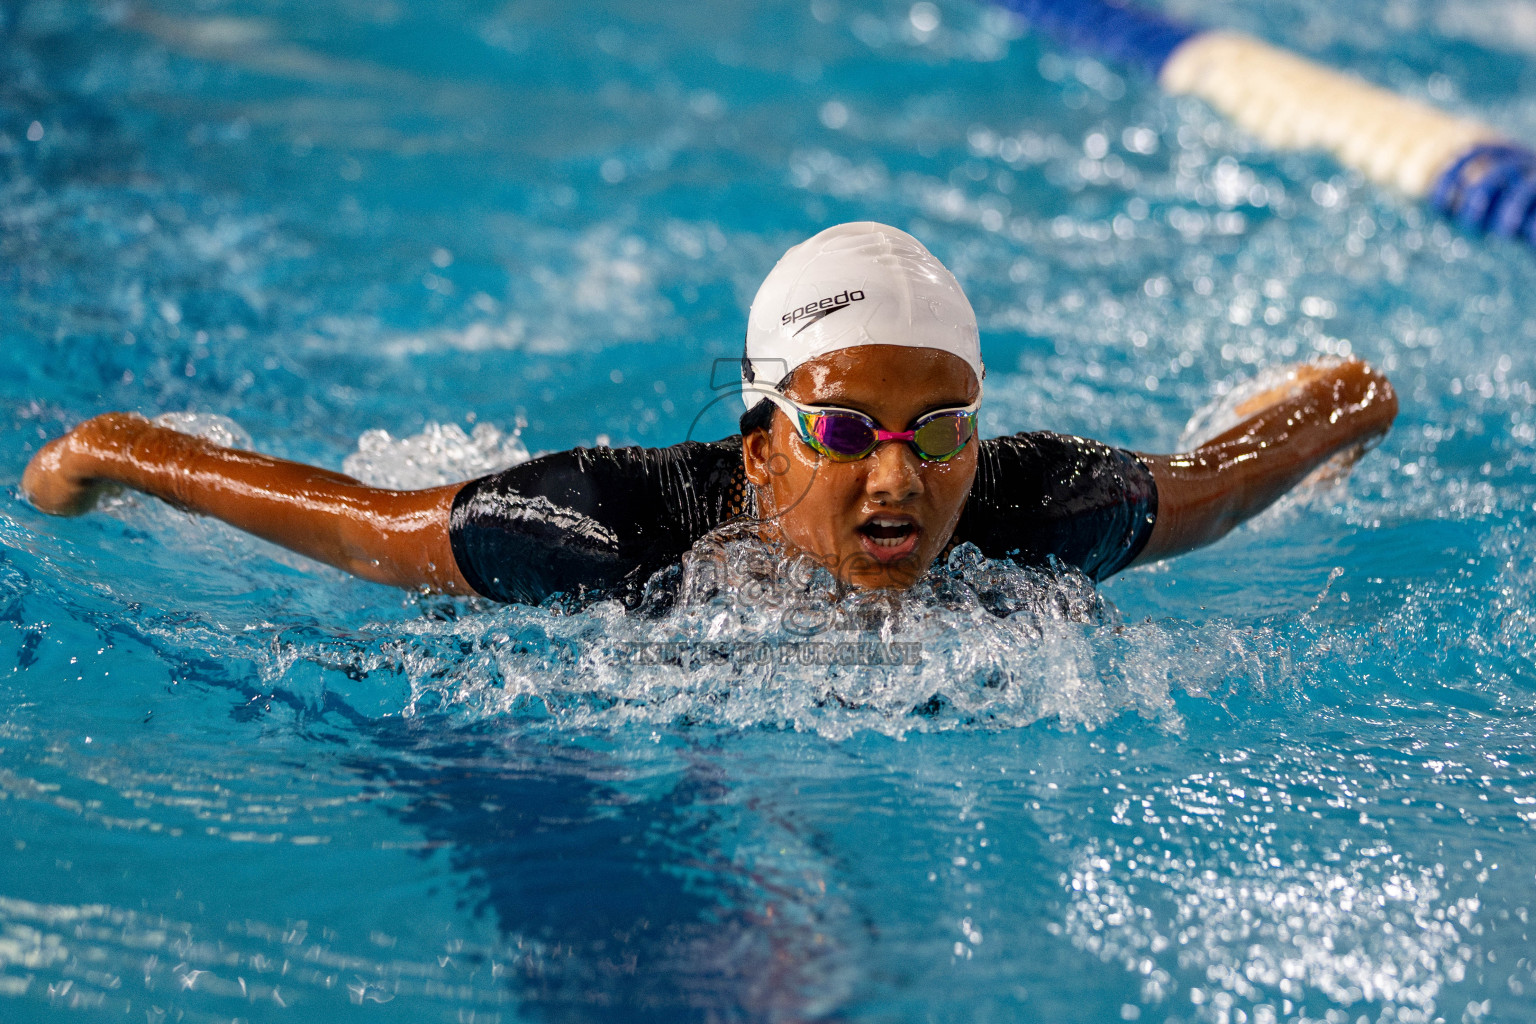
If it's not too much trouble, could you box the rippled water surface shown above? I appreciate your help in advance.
[5,0,1536,1020]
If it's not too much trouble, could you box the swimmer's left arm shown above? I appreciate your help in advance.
[1131,358,1399,564]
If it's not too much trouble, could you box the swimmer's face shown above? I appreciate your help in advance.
[742,344,980,590]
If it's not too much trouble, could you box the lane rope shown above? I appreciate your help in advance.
[990,0,1536,242]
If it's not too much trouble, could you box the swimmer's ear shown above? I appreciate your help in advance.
[742,423,776,488]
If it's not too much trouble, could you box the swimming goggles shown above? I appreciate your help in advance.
[749,387,981,463]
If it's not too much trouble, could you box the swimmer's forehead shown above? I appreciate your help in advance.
[786,346,980,415]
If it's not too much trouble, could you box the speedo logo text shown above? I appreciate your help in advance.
[782,289,866,335]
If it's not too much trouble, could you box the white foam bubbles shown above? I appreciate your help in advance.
[342,421,530,489]
[150,410,253,449]
[379,527,1209,740]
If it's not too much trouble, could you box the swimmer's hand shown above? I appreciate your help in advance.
[1134,358,1398,564]
[1234,363,1377,484]
[22,412,149,516]
[21,412,477,595]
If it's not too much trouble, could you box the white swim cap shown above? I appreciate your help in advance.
[742,222,983,408]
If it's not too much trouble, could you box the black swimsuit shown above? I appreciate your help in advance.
[448,433,1157,605]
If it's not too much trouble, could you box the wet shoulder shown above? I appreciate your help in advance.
[958,431,1156,580]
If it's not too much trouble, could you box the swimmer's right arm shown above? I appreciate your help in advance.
[20,413,478,594]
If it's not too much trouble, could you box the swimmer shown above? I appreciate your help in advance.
[21,222,1398,604]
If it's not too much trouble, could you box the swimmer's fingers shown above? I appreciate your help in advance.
[21,413,152,516]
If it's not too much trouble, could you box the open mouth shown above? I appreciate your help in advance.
[856,516,920,562]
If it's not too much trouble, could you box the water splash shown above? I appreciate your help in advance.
[342,421,530,489]
[73,412,1321,744]
[150,410,253,449]
[365,528,1211,740]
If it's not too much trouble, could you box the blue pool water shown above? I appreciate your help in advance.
[5,0,1536,1020]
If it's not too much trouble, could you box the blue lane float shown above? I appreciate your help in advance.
[992,0,1536,243]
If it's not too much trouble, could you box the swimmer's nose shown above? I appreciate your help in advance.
[865,440,924,505]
